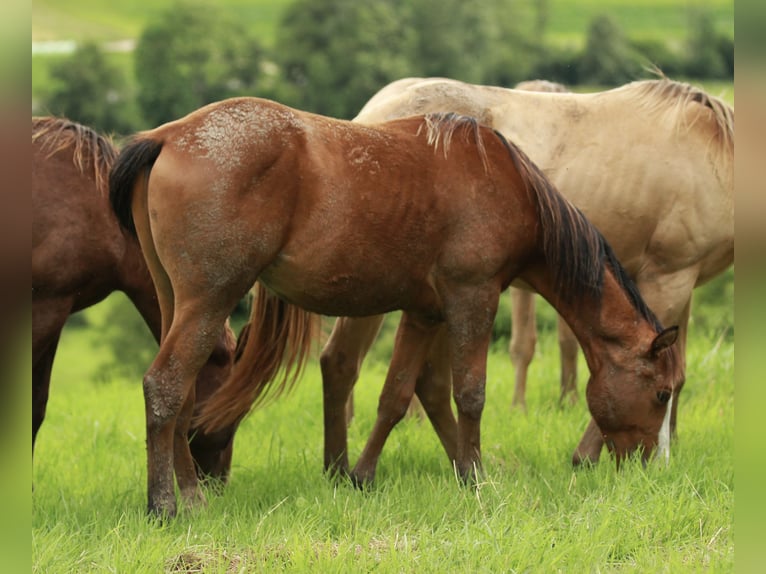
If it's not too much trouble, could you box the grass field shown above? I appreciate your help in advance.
[33,311,733,572]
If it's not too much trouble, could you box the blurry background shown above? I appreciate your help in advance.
[32,0,734,381]
[32,0,733,131]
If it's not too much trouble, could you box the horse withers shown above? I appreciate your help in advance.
[32,117,239,482]
[108,98,681,517]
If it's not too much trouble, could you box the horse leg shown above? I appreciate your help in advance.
[509,287,536,412]
[572,418,603,466]
[188,325,237,482]
[350,313,438,486]
[320,315,384,475]
[668,298,691,438]
[143,302,232,517]
[445,284,500,483]
[557,317,579,406]
[414,326,457,460]
[32,302,69,455]
[32,334,60,454]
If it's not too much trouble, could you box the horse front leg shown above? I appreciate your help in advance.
[509,287,536,412]
[557,317,579,406]
[350,313,438,487]
[320,315,385,476]
[445,284,500,483]
[414,326,457,460]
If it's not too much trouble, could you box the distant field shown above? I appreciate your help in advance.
[32,0,287,44]
[32,0,733,45]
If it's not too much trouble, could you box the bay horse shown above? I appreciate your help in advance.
[32,117,238,481]
[108,97,680,517]
[319,77,733,469]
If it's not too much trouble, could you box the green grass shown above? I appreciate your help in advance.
[32,0,288,44]
[545,0,734,45]
[33,322,733,572]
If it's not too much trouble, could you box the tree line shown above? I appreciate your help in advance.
[37,0,733,135]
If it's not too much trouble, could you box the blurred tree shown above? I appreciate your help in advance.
[407,0,539,87]
[684,9,728,79]
[579,14,641,85]
[273,0,544,117]
[43,42,133,133]
[134,1,265,126]
[272,0,413,118]
[93,294,157,382]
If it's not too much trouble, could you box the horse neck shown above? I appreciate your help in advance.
[523,263,653,375]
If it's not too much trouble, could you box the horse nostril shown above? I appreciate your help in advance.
[657,389,672,405]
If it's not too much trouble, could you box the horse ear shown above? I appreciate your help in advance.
[650,326,679,356]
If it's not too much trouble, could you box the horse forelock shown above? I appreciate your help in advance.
[32,116,117,194]
[420,112,489,171]
[628,79,733,160]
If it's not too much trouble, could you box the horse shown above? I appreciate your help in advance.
[32,117,239,481]
[318,77,733,470]
[507,79,579,411]
[108,97,680,517]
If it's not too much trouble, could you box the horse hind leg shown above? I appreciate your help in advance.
[509,287,536,412]
[143,300,235,517]
[320,315,385,476]
[350,313,439,487]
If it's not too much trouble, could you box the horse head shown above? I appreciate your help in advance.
[586,326,680,465]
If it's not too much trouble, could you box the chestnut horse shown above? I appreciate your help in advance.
[319,77,733,468]
[109,98,680,517]
[32,117,238,481]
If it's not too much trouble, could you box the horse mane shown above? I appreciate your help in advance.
[626,78,734,160]
[32,116,117,194]
[500,133,663,331]
[421,112,490,172]
[420,112,662,331]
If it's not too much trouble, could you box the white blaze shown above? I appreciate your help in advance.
[657,394,673,464]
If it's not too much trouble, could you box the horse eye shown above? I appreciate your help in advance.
[656,389,672,405]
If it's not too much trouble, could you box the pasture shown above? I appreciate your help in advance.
[32,298,733,572]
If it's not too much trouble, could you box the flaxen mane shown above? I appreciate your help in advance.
[32,117,117,194]
[628,78,734,158]
[423,112,663,332]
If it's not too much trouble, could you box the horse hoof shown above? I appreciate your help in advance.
[349,470,375,490]
[571,451,599,467]
[147,503,177,523]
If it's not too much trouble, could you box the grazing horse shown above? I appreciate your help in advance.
[108,97,680,517]
[319,77,733,468]
[32,117,238,480]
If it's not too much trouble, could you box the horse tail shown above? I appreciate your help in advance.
[108,136,163,236]
[197,283,319,433]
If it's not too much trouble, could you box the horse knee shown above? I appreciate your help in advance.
[453,384,486,421]
[319,347,360,391]
[509,333,536,367]
[143,370,185,430]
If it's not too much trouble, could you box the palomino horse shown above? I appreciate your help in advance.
[32,117,238,480]
[109,97,680,517]
[319,77,733,469]
[508,79,578,410]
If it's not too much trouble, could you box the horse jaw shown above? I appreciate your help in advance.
[656,394,673,465]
